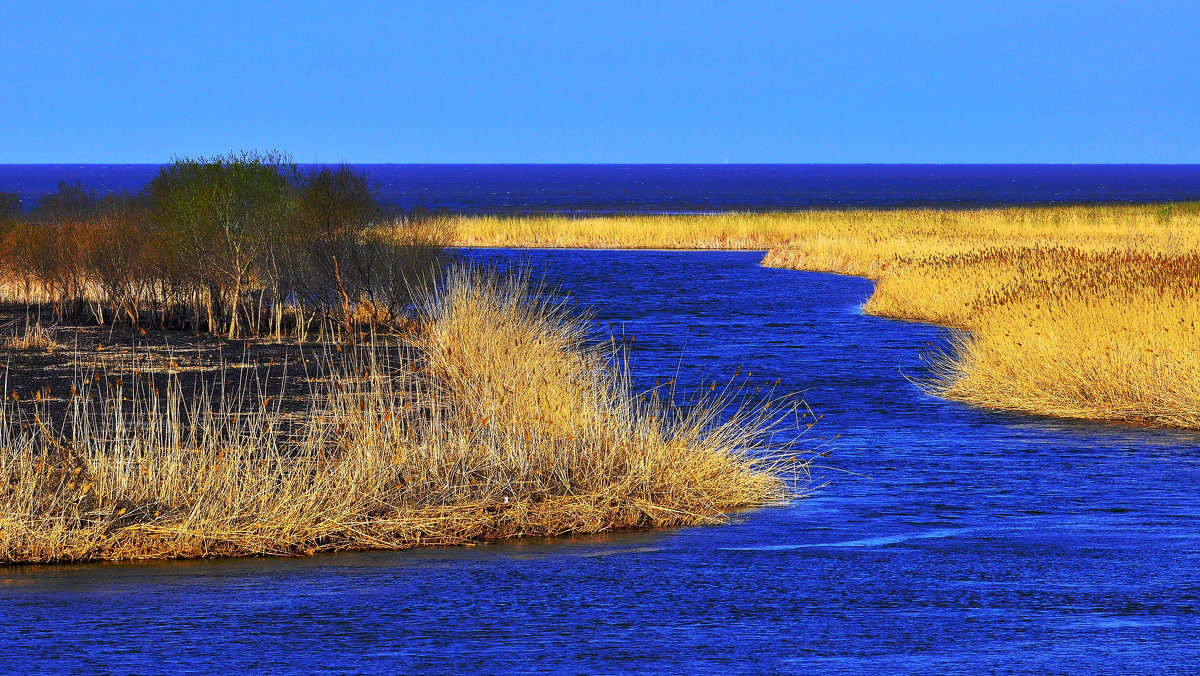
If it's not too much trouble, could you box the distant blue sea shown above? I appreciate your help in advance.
[1,164,1200,214]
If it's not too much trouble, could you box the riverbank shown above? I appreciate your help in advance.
[450,205,1200,428]
[0,268,795,564]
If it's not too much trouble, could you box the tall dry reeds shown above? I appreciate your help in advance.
[0,320,57,351]
[450,205,1200,428]
[448,205,1200,252]
[928,290,1200,428]
[0,267,800,563]
[761,205,1200,428]
[447,212,807,249]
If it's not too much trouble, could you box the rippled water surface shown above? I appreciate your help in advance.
[4,250,1200,673]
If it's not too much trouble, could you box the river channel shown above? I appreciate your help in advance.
[4,249,1198,673]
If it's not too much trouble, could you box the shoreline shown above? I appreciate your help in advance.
[0,269,797,565]
[454,245,768,252]
[448,206,1200,430]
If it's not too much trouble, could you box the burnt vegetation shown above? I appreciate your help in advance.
[0,151,450,340]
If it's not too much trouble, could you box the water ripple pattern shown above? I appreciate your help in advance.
[3,249,1199,673]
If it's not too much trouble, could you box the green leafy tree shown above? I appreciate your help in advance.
[149,151,296,336]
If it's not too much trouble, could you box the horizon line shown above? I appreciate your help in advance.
[2,161,1200,167]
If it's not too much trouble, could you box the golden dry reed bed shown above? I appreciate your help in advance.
[450,205,1200,428]
[451,212,815,249]
[1,268,801,563]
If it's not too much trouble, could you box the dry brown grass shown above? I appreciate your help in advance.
[762,205,1200,428]
[448,205,1200,253]
[1,321,58,351]
[0,267,802,563]
[447,212,809,249]
[928,289,1200,427]
[449,205,1200,428]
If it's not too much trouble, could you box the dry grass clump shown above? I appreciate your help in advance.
[1,322,58,351]
[0,268,800,563]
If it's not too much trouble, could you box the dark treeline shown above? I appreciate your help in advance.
[0,152,450,339]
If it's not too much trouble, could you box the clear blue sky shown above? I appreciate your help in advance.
[1,1,1197,163]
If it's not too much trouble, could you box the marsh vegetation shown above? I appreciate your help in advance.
[0,268,796,563]
[453,206,1200,428]
[0,152,448,340]
[0,160,801,563]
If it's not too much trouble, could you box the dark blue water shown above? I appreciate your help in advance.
[4,250,1199,673]
[3,164,1200,213]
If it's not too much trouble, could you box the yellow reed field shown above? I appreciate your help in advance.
[928,289,1200,428]
[765,206,1200,427]
[0,267,801,563]
[449,212,808,249]
[857,247,1200,328]
[448,205,1199,252]
[449,204,1200,428]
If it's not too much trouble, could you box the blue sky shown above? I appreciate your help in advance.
[1,1,1197,163]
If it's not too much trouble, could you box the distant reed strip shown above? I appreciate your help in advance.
[447,204,1197,251]
[0,267,803,563]
[450,205,1200,428]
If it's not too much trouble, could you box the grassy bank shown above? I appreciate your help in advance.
[760,205,1200,428]
[0,267,799,564]
[451,206,1200,428]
